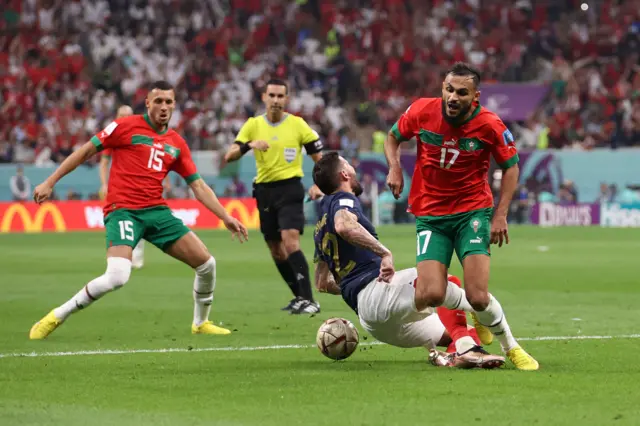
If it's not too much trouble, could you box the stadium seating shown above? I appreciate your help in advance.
[1,0,640,166]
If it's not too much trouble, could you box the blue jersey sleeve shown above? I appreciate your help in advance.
[328,192,362,220]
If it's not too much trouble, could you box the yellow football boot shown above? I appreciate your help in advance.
[191,321,231,335]
[506,346,539,371]
[470,312,494,345]
[29,310,63,340]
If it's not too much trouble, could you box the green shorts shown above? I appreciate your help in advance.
[104,206,190,251]
[415,208,492,267]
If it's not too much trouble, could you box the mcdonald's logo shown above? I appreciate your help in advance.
[0,203,67,233]
[219,199,260,229]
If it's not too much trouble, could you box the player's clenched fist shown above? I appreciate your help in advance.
[386,166,404,199]
[33,182,53,204]
[308,184,323,200]
[490,215,509,247]
[223,216,249,243]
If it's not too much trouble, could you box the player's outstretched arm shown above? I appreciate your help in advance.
[384,132,404,199]
[334,209,395,282]
[189,178,248,242]
[491,164,519,247]
[33,141,98,204]
[315,261,341,295]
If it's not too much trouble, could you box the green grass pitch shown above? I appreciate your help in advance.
[1,225,639,425]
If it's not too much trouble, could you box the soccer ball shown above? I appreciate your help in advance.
[316,318,359,360]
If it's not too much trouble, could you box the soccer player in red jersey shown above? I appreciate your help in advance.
[29,81,248,339]
[99,105,172,269]
[99,105,146,269]
[384,63,538,370]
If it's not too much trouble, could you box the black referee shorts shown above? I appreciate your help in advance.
[253,177,305,241]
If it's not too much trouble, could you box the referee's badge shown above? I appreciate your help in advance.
[284,147,297,163]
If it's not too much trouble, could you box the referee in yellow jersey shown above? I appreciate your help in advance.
[224,79,324,314]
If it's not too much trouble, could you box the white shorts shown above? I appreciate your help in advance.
[356,267,445,349]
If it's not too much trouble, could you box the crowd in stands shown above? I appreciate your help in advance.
[1,0,640,168]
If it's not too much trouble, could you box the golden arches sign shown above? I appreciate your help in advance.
[0,203,67,233]
[217,200,260,229]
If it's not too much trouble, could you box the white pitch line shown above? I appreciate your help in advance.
[2,334,639,359]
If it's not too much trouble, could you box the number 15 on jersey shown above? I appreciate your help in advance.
[148,148,165,171]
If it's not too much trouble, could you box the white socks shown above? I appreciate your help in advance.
[53,257,132,321]
[193,256,216,327]
[473,294,518,352]
[441,281,518,352]
[132,241,145,268]
[455,336,478,354]
[442,280,473,312]
[52,255,218,328]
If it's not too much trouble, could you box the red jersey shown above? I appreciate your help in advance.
[91,114,199,215]
[391,98,518,217]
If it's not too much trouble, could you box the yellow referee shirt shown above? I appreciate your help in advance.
[234,113,323,184]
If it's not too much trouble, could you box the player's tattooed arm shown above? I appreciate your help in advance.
[334,210,391,258]
[315,261,341,295]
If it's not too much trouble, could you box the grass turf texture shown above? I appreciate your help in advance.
[0,226,639,425]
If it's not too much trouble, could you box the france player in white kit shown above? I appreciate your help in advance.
[311,153,505,368]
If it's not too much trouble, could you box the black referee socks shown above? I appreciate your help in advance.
[275,260,300,298]
[288,250,314,302]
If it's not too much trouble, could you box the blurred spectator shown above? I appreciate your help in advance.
[340,128,359,160]
[511,184,530,224]
[223,175,248,198]
[596,182,612,203]
[608,184,618,203]
[66,190,82,200]
[376,186,396,225]
[557,180,579,204]
[10,165,31,201]
[359,173,374,220]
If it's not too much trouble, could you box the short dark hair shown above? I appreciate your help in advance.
[312,152,342,195]
[446,62,481,88]
[149,80,175,92]
[264,79,288,94]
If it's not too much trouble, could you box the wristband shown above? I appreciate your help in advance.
[239,143,251,155]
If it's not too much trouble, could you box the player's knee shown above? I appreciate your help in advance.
[281,233,300,254]
[195,256,216,280]
[414,276,447,310]
[105,257,132,290]
[465,288,490,311]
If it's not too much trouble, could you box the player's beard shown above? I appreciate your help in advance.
[157,111,171,125]
[441,99,472,126]
[351,179,363,197]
